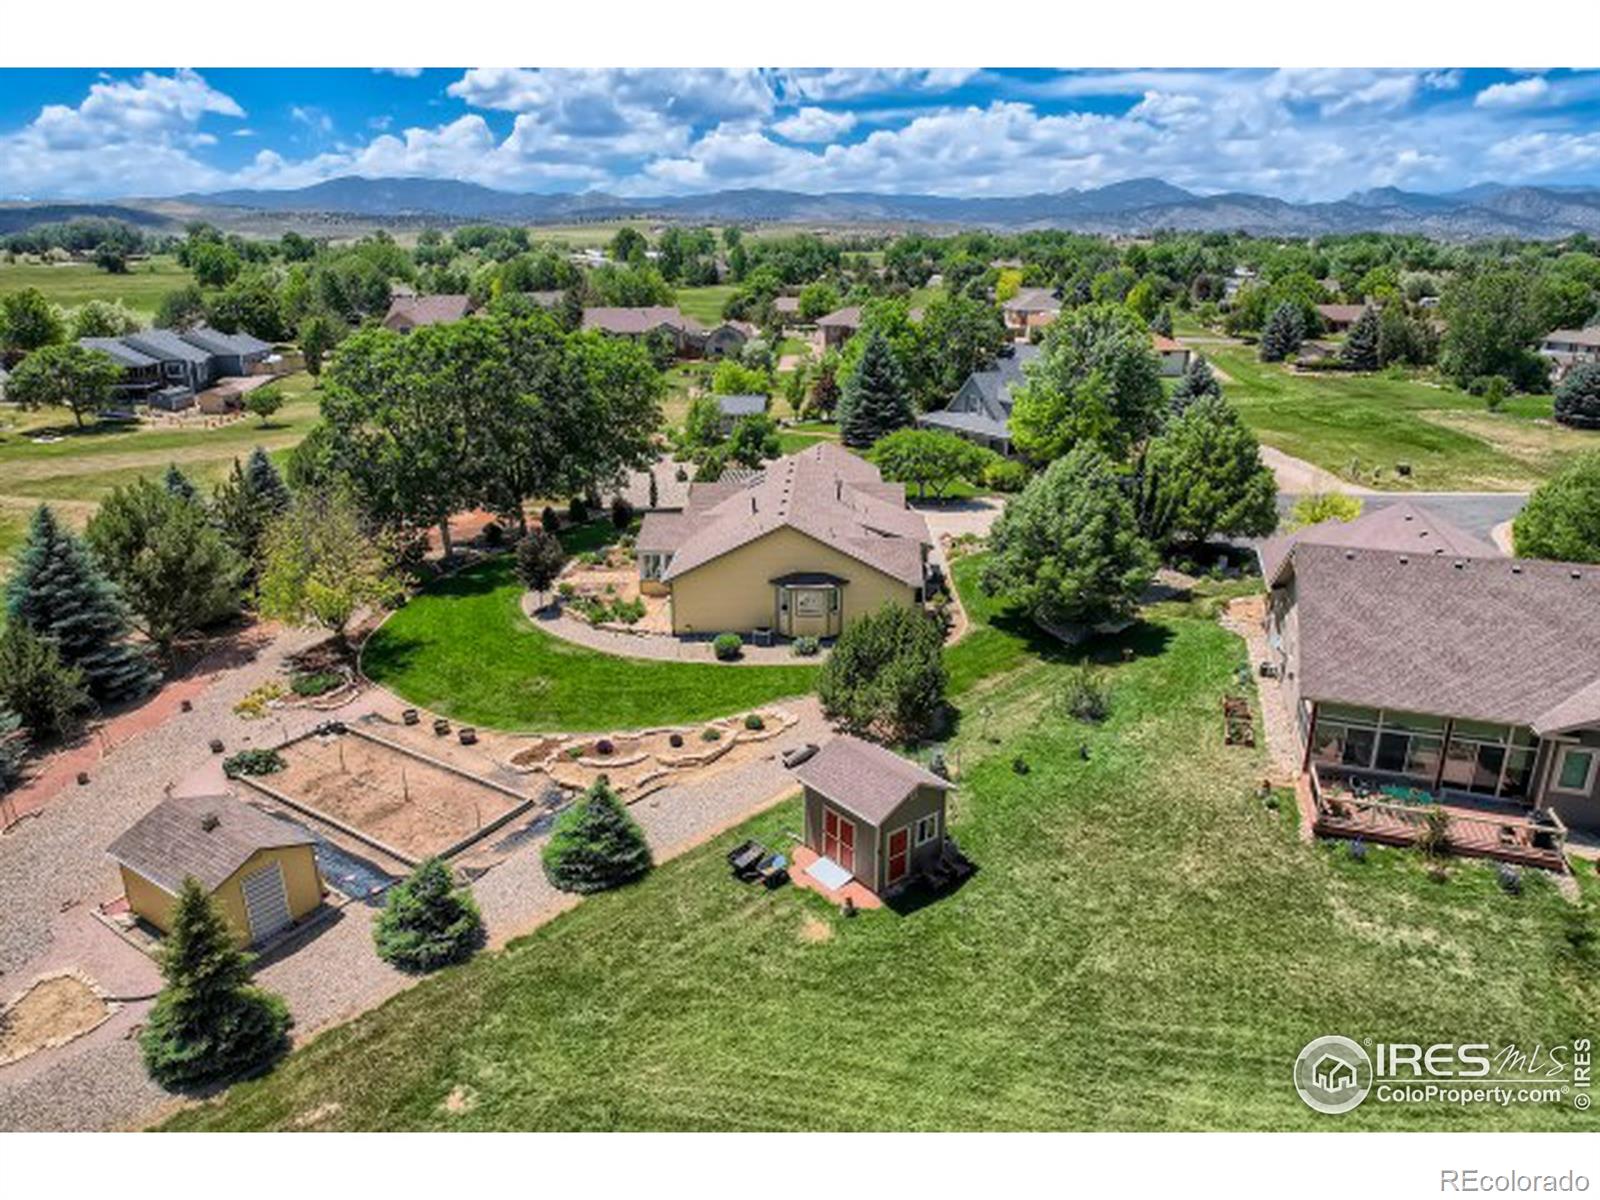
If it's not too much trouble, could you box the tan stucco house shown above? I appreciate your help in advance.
[1258,502,1600,837]
[107,792,324,946]
[636,443,931,639]
[1001,287,1060,336]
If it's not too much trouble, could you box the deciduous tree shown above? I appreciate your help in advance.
[4,343,124,427]
[257,489,399,649]
[1513,451,1600,563]
[817,601,948,742]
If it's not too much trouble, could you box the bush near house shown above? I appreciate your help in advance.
[713,632,743,661]
[373,858,486,973]
[817,601,947,742]
[222,748,285,778]
[542,778,653,895]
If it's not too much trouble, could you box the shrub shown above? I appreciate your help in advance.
[567,496,589,525]
[0,622,89,740]
[1059,663,1111,723]
[817,602,948,742]
[1554,363,1600,430]
[668,732,684,748]
[743,713,765,731]
[541,778,652,894]
[222,748,285,778]
[140,880,290,1089]
[1513,451,1600,563]
[983,459,1029,493]
[557,582,576,599]
[289,670,342,697]
[700,727,722,742]
[481,521,505,548]
[1416,805,1451,860]
[373,858,485,973]
[540,505,561,532]
[612,597,646,625]
[610,496,634,530]
[1497,861,1523,896]
[595,738,615,756]
[792,635,821,657]
[713,632,743,661]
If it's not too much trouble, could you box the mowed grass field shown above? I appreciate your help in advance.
[1210,346,1594,492]
[163,558,1598,1131]
[0,254,192,317]
[360,553,817,732]
[674,284,739,325]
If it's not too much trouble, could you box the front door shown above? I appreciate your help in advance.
[822,807,856,874]
[885,827,910,887]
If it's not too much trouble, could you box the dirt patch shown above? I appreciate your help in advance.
[289,1101,343,1129]
[0,973,113,1066]
[798,916,833,944]
[266,730,528,862]
[441,1084,476,1114]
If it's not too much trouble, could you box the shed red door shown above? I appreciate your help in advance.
[823,808,856,874]
[886,827,910,886]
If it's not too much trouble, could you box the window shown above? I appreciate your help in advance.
[1554,746,1598,795]
[914,813,939,846]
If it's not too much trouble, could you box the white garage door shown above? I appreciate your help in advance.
[240,861,292,943]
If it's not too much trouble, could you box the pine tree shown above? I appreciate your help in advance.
[245,447,291,517]
[372,858,486,972]
[1139,394,1279,547]
[163,463,198,503]
[1151,307,1174,337]
[1341,306,1381,372]
[1169,353,1223,415]
[0,622,90,740]
[0,706,25,797]
[1554,363,1600,431]
[1259,302,1305,363]
[140,879,291,1089]
[5,505,155,703]
[542,778,653,894]
[837,331,910,448]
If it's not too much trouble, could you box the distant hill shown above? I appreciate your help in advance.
[0,202,180,236]
[107,175,1600,239]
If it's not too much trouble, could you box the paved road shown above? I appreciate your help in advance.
[1274,491,1527,543]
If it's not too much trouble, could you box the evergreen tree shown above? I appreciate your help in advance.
[982,443,1158,628]
[0,706,24,798]
[140,879,291,1090]
[542,778,653,894]
[0,622,90,740]
[1150,307,1174,337]
[837,330,911,448]
[1340,306,1381,372]
[1259,302,1305,363]
[1168,353,1223,415]
[372,858,486,972]
[1554,363,1600,431]
[163,462,198,503]
[5,505,155,703]
[245,447,291,517]
[1139,395,1279,547]
[87,478,245,658]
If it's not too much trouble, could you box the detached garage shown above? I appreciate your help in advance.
[107,793,324,946]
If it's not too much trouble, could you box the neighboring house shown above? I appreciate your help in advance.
[1539,326,1600,382]
[716,393,767,431]
[1001,287,1060,336]
[582,306,707,356]
[178,327,274,377]
[773,295,801,325]
[1258,502,1600,835]
[106,792,324,946]
[815,305,862,351]
[1152,333,1193,377]
[1315,304,1368,334]
[703,319,757,360]
[636,442,931,638]
[791,735,954,897]
[78,337,163,403]
[611,457,695,513]
[383,294,472,333]
[122,328,217,398]
[916,343,1040,455]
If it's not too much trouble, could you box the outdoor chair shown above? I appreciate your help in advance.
[726,839,768,880]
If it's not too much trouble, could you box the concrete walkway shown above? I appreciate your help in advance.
[524,596,821,664]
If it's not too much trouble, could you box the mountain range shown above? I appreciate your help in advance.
[12,176,1600,239]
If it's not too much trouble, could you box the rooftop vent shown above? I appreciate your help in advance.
[1572,570,1583,580]
[1453,560,1465,570]
[1344,550,1356,560]
[199,811,220,832]
[1398,555,1409,564]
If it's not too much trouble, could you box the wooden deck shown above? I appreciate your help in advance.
[1310,765,1569,872]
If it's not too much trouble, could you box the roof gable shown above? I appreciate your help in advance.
[791,735,951,825]
[107,792,315,894]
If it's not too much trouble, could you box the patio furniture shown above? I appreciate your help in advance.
[458,727,478,746]
[727,839,768,880]
[758,853,789,889]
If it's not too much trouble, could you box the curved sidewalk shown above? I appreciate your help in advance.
[522,595,820,665]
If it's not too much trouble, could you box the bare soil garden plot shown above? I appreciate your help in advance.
[0,974,114,1067]
[253,730,536,865]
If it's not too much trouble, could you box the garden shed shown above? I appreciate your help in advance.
[790,736,952,896]
[106,793,323,946]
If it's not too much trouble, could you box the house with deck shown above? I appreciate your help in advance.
[582,306,707,356]
[636,442,931,639]
[1539,325,1600,382]
[78,337,164,403]
[916,343,1039,456]
[1258,502,1600,867]
[122,328,217,400]
[177,327,274,377]
[815,305,861,351]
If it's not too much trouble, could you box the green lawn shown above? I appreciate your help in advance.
[360,555,817,732]
[1210,346,1592,491]
[0,254,192,316]
[675,285,739,325]
[162,559,1598,1131]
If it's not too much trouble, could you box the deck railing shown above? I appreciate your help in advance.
[1310,763,1568,871]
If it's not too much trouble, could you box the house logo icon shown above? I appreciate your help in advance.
[1294,1036,1373,1114]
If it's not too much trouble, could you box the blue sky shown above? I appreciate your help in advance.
[2,68,1599,201]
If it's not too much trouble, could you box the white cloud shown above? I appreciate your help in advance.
[772,106,857,142]
[449,68,775,126]
[373,68,423,78]
[290,105,334,135]
[779,68,981,101]
[1476,77,1551,109]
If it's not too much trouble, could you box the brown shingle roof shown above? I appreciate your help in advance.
[581,307,703,336]
[790,735,951,826]
[815,306,862,329]
[654,443,929,588]
[1316,303,1368,325]
[1258,501,1499,585]
[1002,287,1060,314]
[107,793,314,895]
[1290,543,1600,731]
[1543,326,1600,349]
[383,294,471,329]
